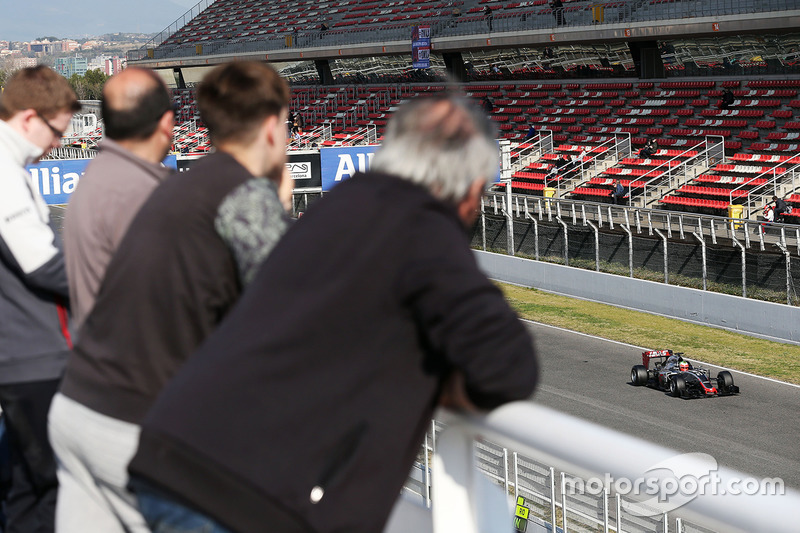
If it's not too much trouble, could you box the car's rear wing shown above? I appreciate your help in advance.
[641,349,673,369]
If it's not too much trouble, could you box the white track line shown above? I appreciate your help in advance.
[521,318,800,389]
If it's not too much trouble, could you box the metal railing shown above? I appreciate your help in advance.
[478,191,800,303]
[131,0,217,60]
[640,137,724,208]
[44,147,97,160]
[730,158,800,217]
[509,130,554,175]
[483,190,800,250]
[419,404,800,533]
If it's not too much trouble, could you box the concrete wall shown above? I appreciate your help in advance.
[475,250,800,345]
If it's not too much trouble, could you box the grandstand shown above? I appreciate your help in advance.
[107,3,800,532]
[126,0,800,225]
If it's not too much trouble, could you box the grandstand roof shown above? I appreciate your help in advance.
[129,0,800,69]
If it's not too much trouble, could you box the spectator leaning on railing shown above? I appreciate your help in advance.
[128,93,540,533]
[48,61,294,533]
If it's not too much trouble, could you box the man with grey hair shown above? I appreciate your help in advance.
[128,93,539,533]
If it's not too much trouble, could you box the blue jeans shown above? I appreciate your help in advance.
[134,482,232,533]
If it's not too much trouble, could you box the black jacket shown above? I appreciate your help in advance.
[130,172,538,533]
[60,152,288,423]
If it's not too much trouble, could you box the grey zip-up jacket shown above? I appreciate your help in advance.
[0,120,72,384]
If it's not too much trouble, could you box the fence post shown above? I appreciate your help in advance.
[654,228,669,284]
[561,472,568,533]
[556,216,569,266]
[424,431,431,508]
[776,242,792,305]
[503,448,509,494]
[692,232,707,291]
[481,198,487,251]
[731,235,746,298]
[525,211,540,261]
[586,220,600,271]
[513,452,519,499]
[550,467,557,529]
[621,224,634,278]
[504,182,515,256]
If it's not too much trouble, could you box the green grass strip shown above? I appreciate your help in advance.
[498,282,800,385]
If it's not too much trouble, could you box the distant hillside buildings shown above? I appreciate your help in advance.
[1,38,129,77]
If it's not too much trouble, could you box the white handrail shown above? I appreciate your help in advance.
[432,403,800,533]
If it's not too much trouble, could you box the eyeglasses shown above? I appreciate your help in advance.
[36,112,65,139]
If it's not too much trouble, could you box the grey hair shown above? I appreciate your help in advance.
[369,94,499,205]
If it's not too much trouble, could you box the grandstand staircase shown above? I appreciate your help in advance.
[637,159,708,209]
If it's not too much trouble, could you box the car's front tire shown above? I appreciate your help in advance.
[717,371,734,392]
[670,376,686,398]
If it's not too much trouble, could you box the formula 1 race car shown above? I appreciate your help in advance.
[630,349,740,399]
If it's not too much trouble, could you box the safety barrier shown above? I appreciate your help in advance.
[397,403,800,533]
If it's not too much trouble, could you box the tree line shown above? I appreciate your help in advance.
[0,67,109,101]
[67,69,110,100]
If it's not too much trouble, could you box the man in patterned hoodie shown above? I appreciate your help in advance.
[48,61,293,533]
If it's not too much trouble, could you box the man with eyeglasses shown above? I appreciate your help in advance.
[0,65,80,533]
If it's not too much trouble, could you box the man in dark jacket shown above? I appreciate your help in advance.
[129,94,539,533]
[0,66,80,533]
[48,61,293,533]
[612,179,626,205]
[773,195,789,223]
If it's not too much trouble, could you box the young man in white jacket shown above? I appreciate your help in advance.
[0,65,80,533]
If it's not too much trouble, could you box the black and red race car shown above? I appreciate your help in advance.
[630,349,740,399]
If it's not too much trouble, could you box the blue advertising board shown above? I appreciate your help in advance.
[27,155,178,205]
[320,144,501,191]
[320,146,377,191]
[412,25,431,69]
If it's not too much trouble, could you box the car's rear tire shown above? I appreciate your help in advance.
[631,365,648,386]
[717,371,734,392]
[670,376,686,398]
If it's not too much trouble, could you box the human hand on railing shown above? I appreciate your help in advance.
[439,371,480,413]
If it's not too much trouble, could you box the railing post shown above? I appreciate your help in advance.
[731,235,747,298]
[503,448,509,494]
[561,472,568,533]
[776,242,792,305]
[524,210,540,261]
[513,452,519,499]
[621,224,634,278]
[586,220,600,271]
[431,422,479,533]
[504,181,515,256]
[556,216,569,266]
[692,232,708,291]
[480,198,487,252]
[550,467,557,529]
[424,431,431,508]
[654,228,669,284]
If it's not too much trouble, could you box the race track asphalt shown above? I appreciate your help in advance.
[523,320,800,491]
